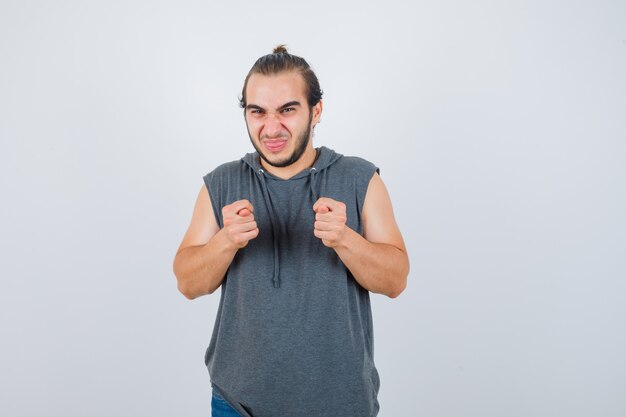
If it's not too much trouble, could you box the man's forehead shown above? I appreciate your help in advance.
[246,71,307,105]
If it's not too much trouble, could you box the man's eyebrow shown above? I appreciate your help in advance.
[277,101,301,110]
[245,104,264,111]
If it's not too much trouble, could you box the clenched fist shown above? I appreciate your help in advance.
[313,197,348,248]
[222,199,259,249]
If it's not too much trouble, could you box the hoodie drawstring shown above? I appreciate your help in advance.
[257,169,281,288]
[309,167,318,201]
[253,161,323,289]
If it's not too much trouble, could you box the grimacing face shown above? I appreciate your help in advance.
[243,71,321,168]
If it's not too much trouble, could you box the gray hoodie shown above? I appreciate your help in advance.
[202,146,380,417]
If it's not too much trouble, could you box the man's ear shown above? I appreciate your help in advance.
[312,100,323,125]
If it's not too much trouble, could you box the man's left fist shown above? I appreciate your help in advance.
[313,197,348,248]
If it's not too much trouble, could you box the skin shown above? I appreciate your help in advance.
[244,70,322,179]
[173,70,409,299]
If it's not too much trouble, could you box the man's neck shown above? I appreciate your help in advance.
[260,146,318,180]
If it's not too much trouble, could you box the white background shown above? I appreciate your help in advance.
[1,1,625,416]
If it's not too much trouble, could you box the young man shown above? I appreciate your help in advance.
[173,45,409,417]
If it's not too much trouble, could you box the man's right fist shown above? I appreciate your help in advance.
[222,199,259,249]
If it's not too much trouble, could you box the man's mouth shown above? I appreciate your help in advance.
[263,139,287,153]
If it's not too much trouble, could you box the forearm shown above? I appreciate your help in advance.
[333,228,409,298]
[173,229,238,299]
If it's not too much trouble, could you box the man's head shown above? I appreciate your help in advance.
[241,45,323,168]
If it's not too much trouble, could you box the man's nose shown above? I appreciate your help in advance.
[264,113,283,137]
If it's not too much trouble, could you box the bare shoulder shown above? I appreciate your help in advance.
[362,173,406,251]
[176,184,220,255]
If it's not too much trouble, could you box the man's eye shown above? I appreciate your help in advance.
[250,109,262,114]
[281,108,295,113]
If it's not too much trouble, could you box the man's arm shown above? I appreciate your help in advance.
[172,185,258,300]
[313,173,409,298]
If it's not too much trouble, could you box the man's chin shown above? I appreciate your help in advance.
[260,153,295,168]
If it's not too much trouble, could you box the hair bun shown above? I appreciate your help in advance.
[273,44,288,54]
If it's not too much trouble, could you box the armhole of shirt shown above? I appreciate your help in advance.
[355,161,379,234]
[203,172,223,228]
[356,163,379,213]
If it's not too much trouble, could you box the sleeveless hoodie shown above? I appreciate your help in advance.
[202,146,380,417]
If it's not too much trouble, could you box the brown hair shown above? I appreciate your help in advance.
[239,45,323,109]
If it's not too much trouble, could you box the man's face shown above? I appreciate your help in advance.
[244,71,321,168]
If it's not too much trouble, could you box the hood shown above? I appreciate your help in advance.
[241,146,342,178]
[240,146,343,288]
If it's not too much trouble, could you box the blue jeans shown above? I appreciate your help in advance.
[212,390,244,417]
